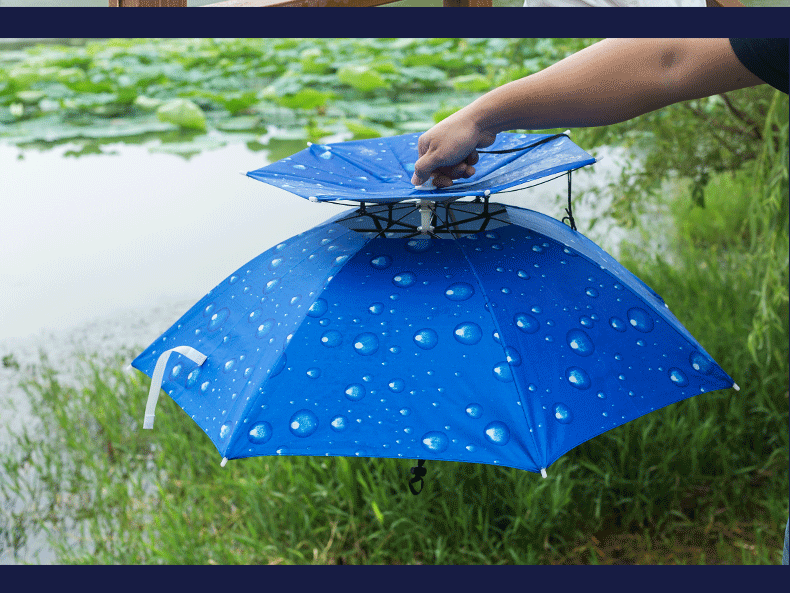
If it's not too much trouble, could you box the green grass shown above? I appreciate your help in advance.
[1,347,785,564]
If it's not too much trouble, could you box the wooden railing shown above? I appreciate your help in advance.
[110,0,743,7]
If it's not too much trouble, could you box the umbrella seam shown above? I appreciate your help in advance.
[449,222,546,472]
[543,381,731,470]
[223,222,374,460]
[505,204,727,364]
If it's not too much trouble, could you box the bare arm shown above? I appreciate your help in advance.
[412,38,766,187]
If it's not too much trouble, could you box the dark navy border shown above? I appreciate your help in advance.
[0,6,786,38]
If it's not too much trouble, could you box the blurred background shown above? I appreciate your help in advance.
[0,38,786,565]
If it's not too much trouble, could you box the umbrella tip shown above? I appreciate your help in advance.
[238,171,248,177]
[733,383,740,391]
[594,155,605,164]
[540,468,547,479]
[562,129,571,136]
[306,142,313,147]
[221,457,228,467]
[309,196,319,203]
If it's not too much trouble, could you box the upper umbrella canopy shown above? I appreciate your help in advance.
[246,132,597,203]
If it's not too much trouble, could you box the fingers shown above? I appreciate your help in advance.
[411,159,434,187]
[411,152,478,188]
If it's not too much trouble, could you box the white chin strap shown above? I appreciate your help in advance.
[142,346,207,430]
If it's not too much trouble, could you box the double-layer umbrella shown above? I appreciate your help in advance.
[132,132,735,491]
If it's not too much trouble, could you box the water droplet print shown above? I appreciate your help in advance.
[668,368,689,387]
[353,333,379,356]
[553,403,573,424]
[369,302,384,315]
[370,255,392,270]
[248,421,273,444]
[264,279,280,294]
[514,312,540,334]
[388,379,406,393]
[421,431,449,453]
[307,298,328,318]
[186,368,200,389]
[689,351,713,374]
[609,317,627,332]
[627,307,654,333]
[392,272,416,288]
[220,423,232,439]
[413,328,438,350]
[321,330,342,348]
[169,364,182,381]
[566,329,594,357]
[465,403,483,419]
[207,308,229,331]
[484,421,510,445]
[585,287,599,298]
[505,347,522,366]
[566,366,591,390]
[330,416,348,432]
[289,410,319,437]
[492,362,513,382]
[445,282,474,301]
[256,319,276,339]
[453,322,482,345]
[306,368,321,379]
[345,383,366,401]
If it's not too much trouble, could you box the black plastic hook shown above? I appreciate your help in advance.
[408,460,427,495]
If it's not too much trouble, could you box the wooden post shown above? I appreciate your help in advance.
[706,0,745,6]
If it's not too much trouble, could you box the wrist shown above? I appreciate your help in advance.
[462,96,505,141]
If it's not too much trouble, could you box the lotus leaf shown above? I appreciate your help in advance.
[156,98,207,132]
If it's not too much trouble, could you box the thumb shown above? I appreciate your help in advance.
[411,152,438,186]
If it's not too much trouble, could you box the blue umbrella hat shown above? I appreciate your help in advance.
[132,132,737,494]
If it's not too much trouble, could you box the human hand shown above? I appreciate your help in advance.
[411,115,497,188]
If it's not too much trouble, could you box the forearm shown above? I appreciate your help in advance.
[463,38,764,134]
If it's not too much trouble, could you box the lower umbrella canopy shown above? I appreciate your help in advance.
[132,200,735,475]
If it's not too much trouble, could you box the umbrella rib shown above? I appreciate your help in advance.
[216,224,372,452]
[451,232,545,473]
